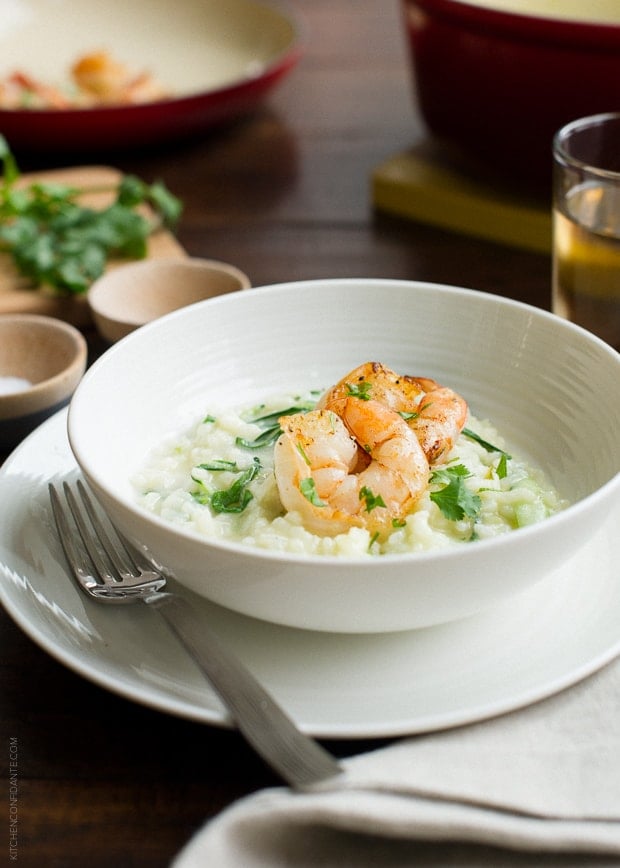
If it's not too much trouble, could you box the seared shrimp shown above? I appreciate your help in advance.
[0,72,70,109]
[318,361,423,415]
[72,52,168,105]
[319,362,468,464]
[273,398,429,539]
[409,376,468,464]
[0,53,168,111]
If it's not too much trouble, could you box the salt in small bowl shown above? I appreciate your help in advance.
[0,314,87,452]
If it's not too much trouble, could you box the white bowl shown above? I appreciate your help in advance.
[67,279,620,633]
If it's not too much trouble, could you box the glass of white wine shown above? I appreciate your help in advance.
[552,113,620,352]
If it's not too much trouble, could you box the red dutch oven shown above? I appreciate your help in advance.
[402,0,620,186]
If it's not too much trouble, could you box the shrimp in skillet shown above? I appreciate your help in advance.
[319,361,468,464]
[273,398,429,539]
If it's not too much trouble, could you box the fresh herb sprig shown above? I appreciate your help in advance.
[462,427,511,479]
[430,464,481,522]
[359,486,386,513]
[0,135,182,295]
[192,458,261,514]
[300,477,325,507]
[462,427,511,458]
[346,381,372,400]
[236,402,315,450]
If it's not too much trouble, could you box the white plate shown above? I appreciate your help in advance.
[1,409,619,739]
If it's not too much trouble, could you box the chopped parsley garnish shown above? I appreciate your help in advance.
[462,427,511,480]
[463,427,511,459]
[0,136,182,295]
[236,427,282,449]
[190,488,211,506]
[248,404,314,426]
[430,464,481,521]
[210,459,261,514]
[496,453,509,479]
[300,477,325,507]
[195,460,238,472]
[192,458,261,514]
[359,486,386,513]
[296,443,311,466]
[237,402,315,450]
[346,381,372,400]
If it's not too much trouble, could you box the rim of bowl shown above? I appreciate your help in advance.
[405,0,620,49]
[87,257,252,324]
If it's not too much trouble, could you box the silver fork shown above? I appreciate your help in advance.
[48,479,342,790]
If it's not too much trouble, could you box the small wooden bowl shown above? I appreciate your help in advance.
[87,257,252,343]
[0,314,87,451]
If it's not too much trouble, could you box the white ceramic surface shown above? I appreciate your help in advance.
[1,409,619,737]
[67,279,620,633]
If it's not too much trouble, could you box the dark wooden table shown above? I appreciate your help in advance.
[1,2,559,866]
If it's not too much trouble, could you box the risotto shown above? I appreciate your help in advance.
[133,389,568,558]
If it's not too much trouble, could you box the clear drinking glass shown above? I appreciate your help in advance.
[552,112,620,352]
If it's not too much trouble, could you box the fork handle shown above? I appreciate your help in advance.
[144,591,342,790]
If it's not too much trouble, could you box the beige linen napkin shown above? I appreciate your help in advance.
[173,656,620,867]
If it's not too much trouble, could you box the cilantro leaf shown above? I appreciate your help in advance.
[430,464,481,521]
[195,460,238,472]
[146,180,184,228]
[116,174,182,229]
[300,477,325,507]
[496,453,509,479]
[296,443,311,466]
[208,459,261,514]
[462,427,511,458]
[236,426,282,449]
[346,381,372,400]
[359,486,387,513]
[116,174,148,208]
[462,427,512,482]
[431,464,471,483]
[0,138,183,294]
[237,403,315,450]
[248,404,314,426]
[0,134,19,186]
